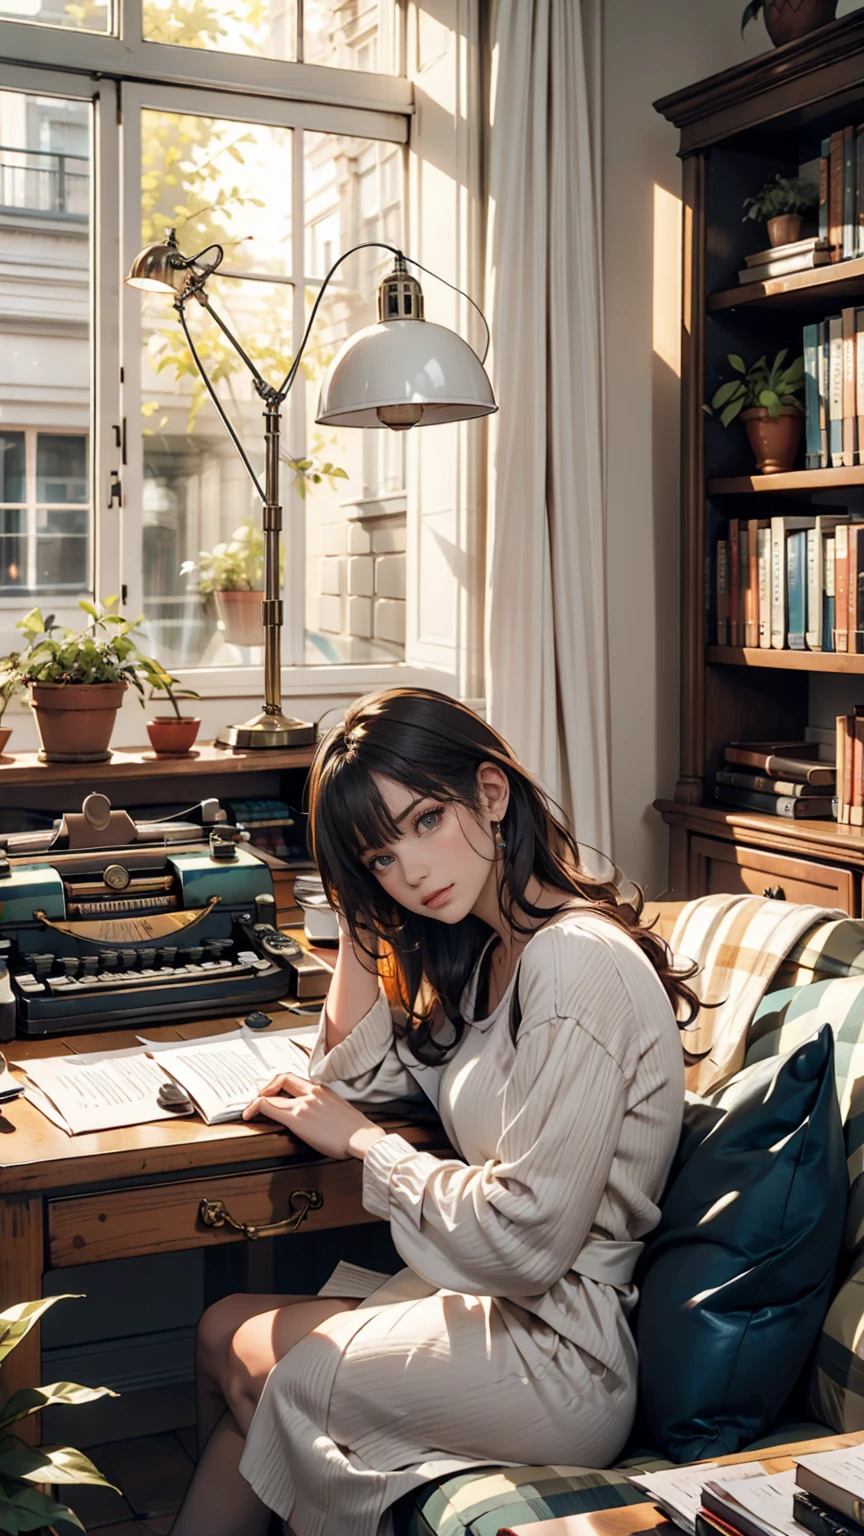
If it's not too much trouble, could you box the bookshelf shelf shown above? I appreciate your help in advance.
[708,468,864,494]
[707,646,864,672]
[708,256,864,313]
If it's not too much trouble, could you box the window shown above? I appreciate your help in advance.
[0,2,484,708]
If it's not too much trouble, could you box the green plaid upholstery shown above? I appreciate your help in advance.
[391,1464,654,1536]
[773,917,864,992]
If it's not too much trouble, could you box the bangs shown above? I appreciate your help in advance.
[317,752,465,866]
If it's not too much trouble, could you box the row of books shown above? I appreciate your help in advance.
[738,234,829,286]
[224,797,309,865]
[803,312,864,469]
[835,707,864,824]
[819,124,864,263]
[713,515,857,652]
[713,741,836,821]
[630,1437,864,1536]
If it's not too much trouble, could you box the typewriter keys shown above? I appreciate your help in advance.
[103,864,130,892]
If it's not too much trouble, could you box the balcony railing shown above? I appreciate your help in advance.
[0,146,89,219]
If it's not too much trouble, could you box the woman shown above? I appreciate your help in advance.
[171,687,694,1536]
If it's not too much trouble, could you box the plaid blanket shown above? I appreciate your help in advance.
[670,894,842,1094]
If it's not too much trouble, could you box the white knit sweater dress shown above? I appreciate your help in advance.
[239,910,685,1536]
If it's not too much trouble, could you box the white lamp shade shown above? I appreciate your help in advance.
[316,318,497,428]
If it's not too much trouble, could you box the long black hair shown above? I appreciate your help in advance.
[309,686,699,1064]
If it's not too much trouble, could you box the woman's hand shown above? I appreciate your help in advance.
[241,1072,388,1161]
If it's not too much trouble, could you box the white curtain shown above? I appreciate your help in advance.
[485,0,612,856]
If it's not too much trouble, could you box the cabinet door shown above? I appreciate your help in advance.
[689,835,857,914]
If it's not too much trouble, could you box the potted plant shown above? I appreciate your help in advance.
[705,349,805,472]
[181,458,347,648]
[137,658,201,756]
[0,653,20,756]
[743,173,819,249]
[14,598,150,763]
[742,0,838,48]
[0,1293,119,1533]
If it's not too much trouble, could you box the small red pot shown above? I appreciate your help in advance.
[741,406,804,474]
[214,590,263,648]
[146,716,201,756]
[767,214,803,248]
[763,0,838,46]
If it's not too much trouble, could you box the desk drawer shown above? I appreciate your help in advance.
[48,1159,375,1267]
[689,835,856,913]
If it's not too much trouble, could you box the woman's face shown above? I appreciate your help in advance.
[360,772,501,924]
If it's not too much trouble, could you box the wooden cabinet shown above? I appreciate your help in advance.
[653,16,864,901]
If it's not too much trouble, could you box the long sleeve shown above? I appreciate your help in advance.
[361,1011,630,1297]
[307,987,421,1104]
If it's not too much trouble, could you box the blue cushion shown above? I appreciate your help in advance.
[635,1024,846,1463]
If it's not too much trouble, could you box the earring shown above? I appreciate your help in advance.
[494,821,505,849]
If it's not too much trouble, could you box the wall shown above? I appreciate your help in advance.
[602,0,859,896]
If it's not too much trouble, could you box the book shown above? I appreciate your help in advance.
[796,1443,864,1525]
[787,528,807,649]
[853,715,864,827]
[805,322,822,469]
[724,743,834,783]
[744,236,830,267]
[836,522,850,650]
[844,307,858,466]
[12,1024,316,1135]
[824,534,837,652]
[738,250,831,283]
[746,517,765,646]
[740,524,751,648]
[830,314,845,466]
[857,309,864,459]
[716,768,828,798]
[758,526,772,647]
[820,319,830,466]
[850,525,864,654]
[858,126,864,256]
[831,128,845,260]
[794,1490,864,1536]
[845,123,856,259]
[730,518,741,647]
[771,516,815,648]
[807,517,847,649]
[717,538,729,645]
[821,135,831,244]
[714,786,834,818]
[838,712,851,824]
[820,137,832,242]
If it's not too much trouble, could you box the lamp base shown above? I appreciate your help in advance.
[214,709,317,750]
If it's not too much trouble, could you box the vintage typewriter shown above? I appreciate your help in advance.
[0,793,329,1038]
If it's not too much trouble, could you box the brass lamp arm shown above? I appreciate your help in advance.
[176,298,266,504]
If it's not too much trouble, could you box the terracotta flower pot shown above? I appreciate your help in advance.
[214,590,263,648]
[763,0,838,47]
[767,213,803,248]
[29,681,127,763]
[0,725,10,756]
[741,406,804,473]
[146,716,201,756]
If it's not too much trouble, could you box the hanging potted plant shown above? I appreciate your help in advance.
[742,0,838,48]
[742,173,819,249]
[181,458,348,649]
[14,598,151,763]
[138,657,201,756]
[0,1293,120,1534]
[0,652,20,756]
[705,349,806,473]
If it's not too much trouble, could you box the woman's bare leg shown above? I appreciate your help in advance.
[171,1294,360,1536]
[195,1292,316,1451]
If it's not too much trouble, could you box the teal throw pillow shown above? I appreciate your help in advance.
[635,1024,846,1463]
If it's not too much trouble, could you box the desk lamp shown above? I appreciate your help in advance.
[125,234,496,749]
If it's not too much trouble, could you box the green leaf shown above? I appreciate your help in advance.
[784,355,805,380]
[720,398,744,427]
[759,388,781,411]
[0,1297,81,1367]
[711,380,744,409]
[0,1442,119,1488]
[0,1382,117,1431]
[728,354,746,374]
[0,1482,86,1532]
[741,0,762,32]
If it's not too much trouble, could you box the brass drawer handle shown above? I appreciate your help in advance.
[762,885,786,900]
[199,1189,324,1241]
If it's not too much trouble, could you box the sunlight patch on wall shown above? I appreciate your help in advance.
[653,183,683,378]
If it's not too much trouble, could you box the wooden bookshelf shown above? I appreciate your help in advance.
[707,254,864,312]
[707,647,864,673]
[0,742,316,790]
[654,16,864,914]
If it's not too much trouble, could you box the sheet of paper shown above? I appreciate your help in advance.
[796,1444,864,1499]
[629,1462,721,1533]
[142,1030,312,1125]
[0,1058,23,1103]
[14,1047,185,1135]
[706,1468,801,1536]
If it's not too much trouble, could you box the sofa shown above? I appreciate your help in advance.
[391,899,864,1536]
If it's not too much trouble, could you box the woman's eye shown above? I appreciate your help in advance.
[417,808,442,833]
[370,853,394,872]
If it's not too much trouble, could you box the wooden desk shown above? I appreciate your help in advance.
[0,1007,444,1443]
